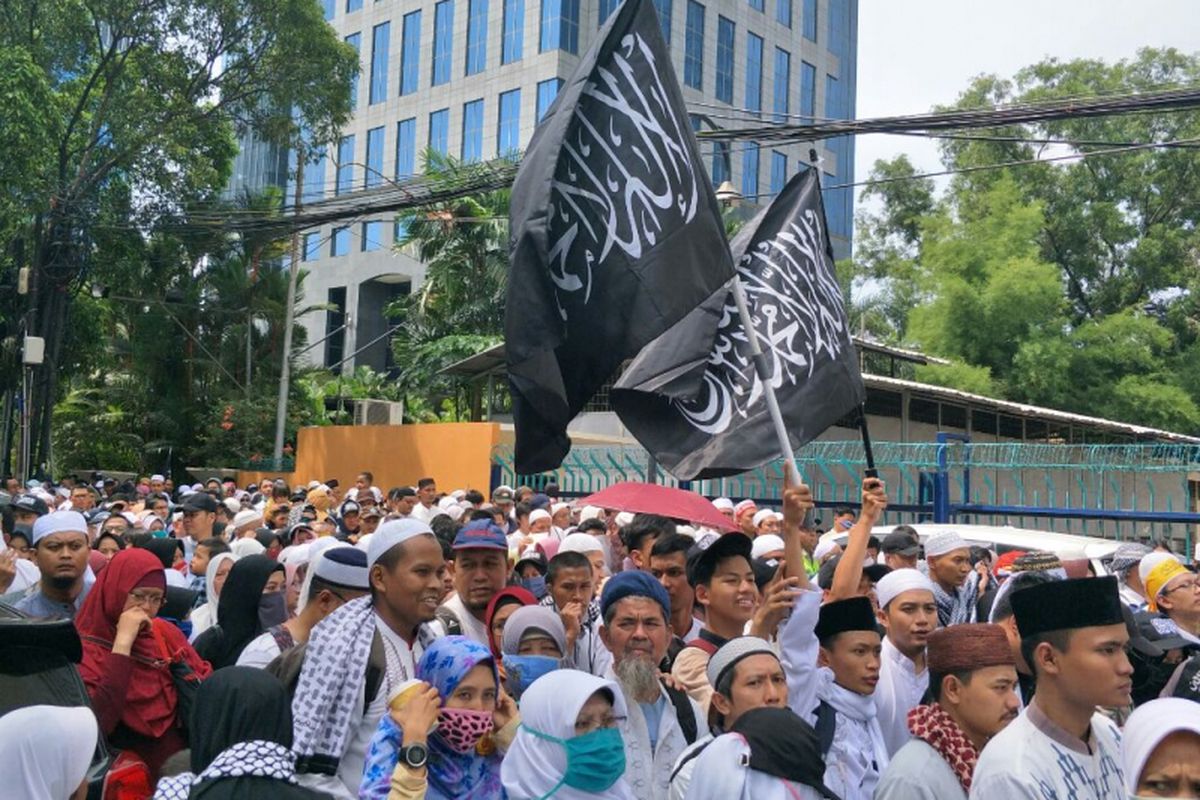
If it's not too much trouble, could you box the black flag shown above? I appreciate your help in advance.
[505,0,734,474]
[610,168,866,479]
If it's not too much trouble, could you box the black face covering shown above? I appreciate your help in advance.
[257,591,288,630]
[729,707,841,799]
[192,556,284,670]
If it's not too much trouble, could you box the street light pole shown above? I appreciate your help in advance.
[273,148,304,468]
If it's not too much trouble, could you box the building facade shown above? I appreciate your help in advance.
[291,0,857,373]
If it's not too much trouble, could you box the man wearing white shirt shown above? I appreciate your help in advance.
[408,477,438,522]
[873,569,938,756]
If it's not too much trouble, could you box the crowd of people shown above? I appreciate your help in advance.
[1,468,1199,799]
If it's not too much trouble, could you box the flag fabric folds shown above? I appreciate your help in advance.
[611,168,866,479]
[505,0,734,474]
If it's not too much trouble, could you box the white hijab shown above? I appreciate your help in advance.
[1122,697,1200,795]
[189,552,237,642]
[501,669,636,800]
[684,732,827,800]
[0,705,98,800]
[229,537,265,558]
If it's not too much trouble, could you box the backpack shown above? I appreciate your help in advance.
[813,699,837,757]
[662,680,699,745]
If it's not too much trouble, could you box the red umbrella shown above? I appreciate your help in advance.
[576,482,739,533]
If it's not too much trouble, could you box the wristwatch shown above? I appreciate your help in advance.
[399,743,428,769]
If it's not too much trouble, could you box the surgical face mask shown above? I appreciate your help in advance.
[436,707,495,753]
[501,654,560,697]
[257,591,288,629]
[518,575,547,599]
[527,725,626,798]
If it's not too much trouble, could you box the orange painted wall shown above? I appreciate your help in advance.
[237,422,500,491]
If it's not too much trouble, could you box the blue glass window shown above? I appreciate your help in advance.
[802,0,816,41]
[301,144,326,203]
[652,0,671,41]
[540,0,579,53]
[498,89,521,155]
[346,0,362,11]
[331,226,350,256]
[776,0,790,27]
[748,0,762,12]
[826,73,841,119]
[742,143,759,198]
[395,118,416,179]
[345,33,361,110]
[745,32,763,115]
[536,78,562,121]
[400,11,421,96]
[336,135,355,194]
[303,232,321,261]
[800,60,816,122]
[428,109,450,156]
[715,17,734,104]
[323,0,335,20]
[432,1,454,86]
[369,22,389,105]
[502,0,524,63]
[461,99,484,162]
[683,1,704,90]
[770,151,787,196]
[466,0,488,76]
[599,0,620,24]
[712,141,730,186]
[362,220,385,252]
[773,47,790,123]
[365,126,384,188]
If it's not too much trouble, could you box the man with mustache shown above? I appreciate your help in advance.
[876,623,1020,799]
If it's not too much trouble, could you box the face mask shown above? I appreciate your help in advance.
[502,654,560,696]
[519,575,547,599]
[257,591,288,629]
[527,725,626,798]
[435,707,495,753]
[151,529,168,538]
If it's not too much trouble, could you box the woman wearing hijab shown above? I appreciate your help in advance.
[189,552,235,642]
[95,531,126,562]
[361,635,519,800]
[499,605,567,701]
[0,705,99,800]
[75,547,212,778]
[139,537,189,587]
[152,667,329,800]
[1122,697,1200,799]
[192,554,287,669]
[485,586,538,659]
[501,669,633,800]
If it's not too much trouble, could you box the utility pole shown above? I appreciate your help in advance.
[273,148,304,468]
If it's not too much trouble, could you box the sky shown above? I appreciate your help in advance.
[853,0,1200,206]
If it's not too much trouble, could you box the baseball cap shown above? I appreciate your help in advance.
[12,495,49,517]
[492,487,515,503]
[881,528,921,557]
[180,492,219,514]
[452,519,509,551]
[687,533,753,587]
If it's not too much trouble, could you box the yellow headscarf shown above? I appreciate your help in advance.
[1145,557,1189,613]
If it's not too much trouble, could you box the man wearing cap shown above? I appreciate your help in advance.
[873,568,938,757]
[598,570,703,800]
[876,624,1019,799]
[752,509,781,536]
[230,508,263,539]
[925,530,984,627]
[11,494,49,528]
[4,510,92,620]
[1110,542,1153,611]
[1139,552,1200,647]
[240,546,371,669]
[711,497,735,519]
[732,500,757,537]
[970,576,1132,799]
[436,519,511,645]
[880,526,921,571]
[336,500,361,540]
[359,506,383,537]
[180,491,219,543]
[291,519,447,799]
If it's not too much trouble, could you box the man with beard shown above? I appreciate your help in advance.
[9,511,92,620]
[876,623,1019,799]
[599,570,703,800]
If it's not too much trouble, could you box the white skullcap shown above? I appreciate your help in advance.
[560,532,604,555]
[222,497,241,516]
[614,511,635,528]
[451,489,466,500]
[550,502,570,516]
[150,474,165,483]
[529,509,552,524]
[179,486,194,496]
[924,531,969,558]
[308,480,321,490]
[284,543,312,565]
[875,568,936,609]
[1121,698,1200,795]
[706,636,777,688]
[232,509,262,531]
[445,505,465,522]
[579,506,605,522]
[813,539,839,561]
[367,518,435,567]
[32,511,89,545]
[1138,551,1183,585]
[675,525,697,539]
[750,534,786,560]
[438,496,458,511]
[752,509,778,528]
[733,499,757,517]
[712,497,734,512]
[230,538,265,558]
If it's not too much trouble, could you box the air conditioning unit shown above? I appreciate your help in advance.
[352,399,404,426]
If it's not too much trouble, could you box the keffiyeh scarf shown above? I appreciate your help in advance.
[153,741,297,799]
[933,570,980,627]
[906,703,979,793]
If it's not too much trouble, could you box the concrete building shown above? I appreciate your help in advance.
[288,0,858,374]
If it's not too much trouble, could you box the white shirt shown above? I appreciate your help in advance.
[875,636,929,757]
[608,666,703,800]
[236,630,283,669]
[409,503,437,523]
[970,701,1124,799]
[438,593,490,646]
[876,737,967,800]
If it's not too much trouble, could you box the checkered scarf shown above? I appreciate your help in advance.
[907,704,978,793]
[153,740,297,799]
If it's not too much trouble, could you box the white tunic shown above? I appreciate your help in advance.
[875,636,928,757]
[875,737,966,800]
[607,666,703,800]
[970,701,1124,799]
[235,630,283,669]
